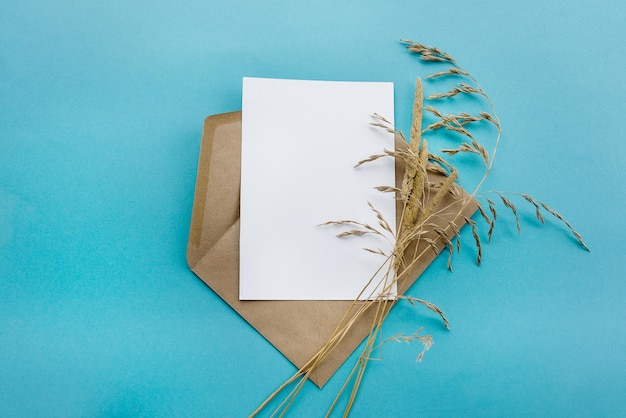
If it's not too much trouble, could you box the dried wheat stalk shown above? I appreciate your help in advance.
[251,40,588,418]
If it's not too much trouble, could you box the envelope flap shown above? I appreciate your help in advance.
[187,112,242,269]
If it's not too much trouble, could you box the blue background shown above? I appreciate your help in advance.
[1,1,625,416]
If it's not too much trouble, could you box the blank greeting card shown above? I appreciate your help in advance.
[239,77,395,300]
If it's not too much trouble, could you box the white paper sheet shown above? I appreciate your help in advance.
[239,77,395,300]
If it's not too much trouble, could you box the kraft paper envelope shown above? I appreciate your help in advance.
[186,111,477,388]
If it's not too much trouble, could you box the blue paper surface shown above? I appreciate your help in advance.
[1,1,625,416]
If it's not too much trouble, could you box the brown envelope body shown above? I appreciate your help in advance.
[186,111,476,388]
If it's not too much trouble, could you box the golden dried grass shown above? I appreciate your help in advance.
[251,40,588,417]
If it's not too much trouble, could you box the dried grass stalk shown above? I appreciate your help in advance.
[252,40,588,418]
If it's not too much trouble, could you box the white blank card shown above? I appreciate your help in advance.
[239,77,395,300]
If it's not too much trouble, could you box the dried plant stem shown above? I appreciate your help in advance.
[250,259,395,417]
[252,40,588,417]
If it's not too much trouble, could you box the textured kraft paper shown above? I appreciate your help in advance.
[186,111,477,388]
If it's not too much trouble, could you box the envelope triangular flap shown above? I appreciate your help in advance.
[187,111,477,387]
